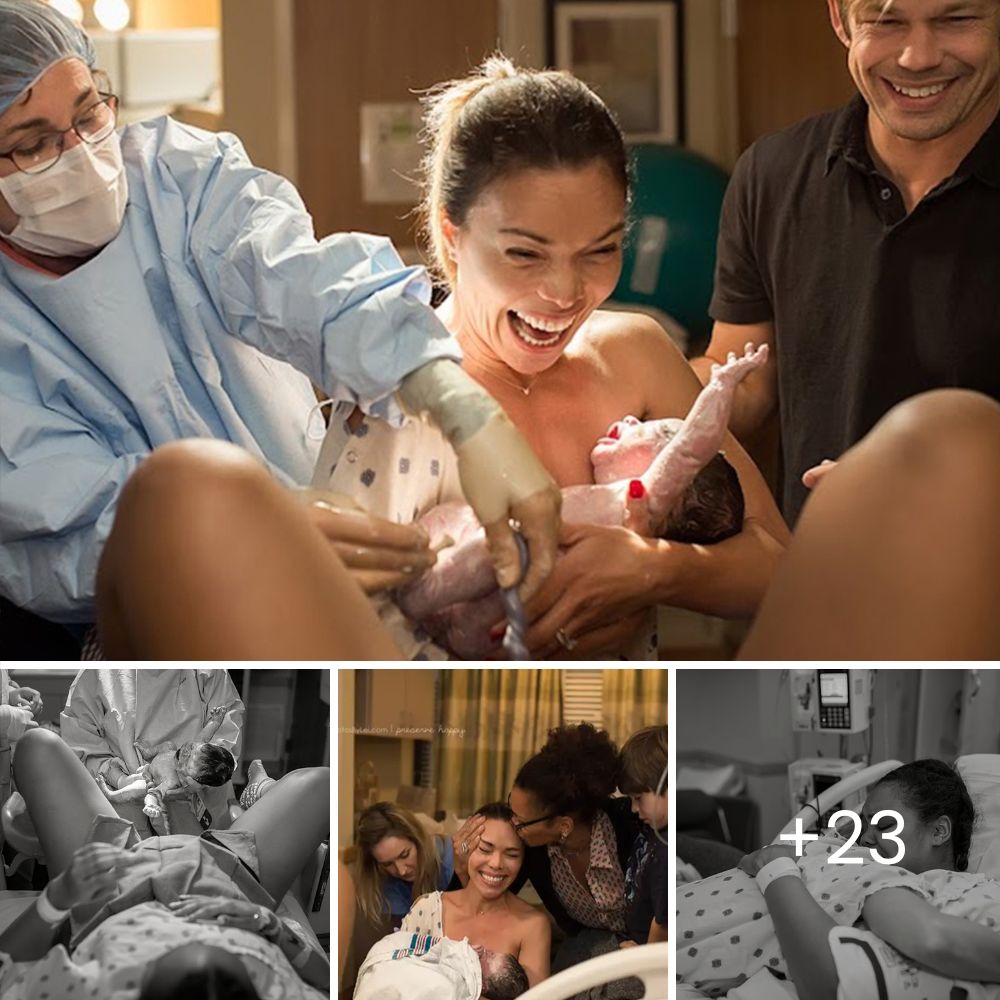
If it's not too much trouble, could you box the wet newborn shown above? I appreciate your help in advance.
[100,707,235,833]
[398,344,766,657]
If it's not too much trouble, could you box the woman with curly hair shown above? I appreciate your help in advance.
[453,724,642,986]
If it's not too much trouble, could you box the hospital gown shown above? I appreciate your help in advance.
[60,668,244,836]
[0,829,325,1000]
[676,837,1000,997]
[0,115,461,623]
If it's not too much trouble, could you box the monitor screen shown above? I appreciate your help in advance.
[819,671,849,706]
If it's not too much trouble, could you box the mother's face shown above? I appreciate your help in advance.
[466,817,525,898]
[857,781,952,873]
[444,159,626,376]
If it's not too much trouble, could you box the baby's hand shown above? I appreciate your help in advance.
[710,342,769,389]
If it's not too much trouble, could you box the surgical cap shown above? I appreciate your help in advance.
[0,0,96,118]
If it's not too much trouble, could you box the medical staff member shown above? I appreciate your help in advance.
[0,0,560,642]
[59,667,244,837]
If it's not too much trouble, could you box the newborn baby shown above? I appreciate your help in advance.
[398,344,766,657]
[99,706,235,834]
[354,931,529,1000]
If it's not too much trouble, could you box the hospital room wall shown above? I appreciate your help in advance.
[677,669,921,841]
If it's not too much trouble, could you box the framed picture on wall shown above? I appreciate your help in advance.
[547,0,684,144]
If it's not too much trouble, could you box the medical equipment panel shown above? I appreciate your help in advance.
[790,669,873,734]
[788,757,867,828]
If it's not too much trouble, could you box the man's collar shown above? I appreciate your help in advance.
[826,93,1000,188]
[825,94,872,176]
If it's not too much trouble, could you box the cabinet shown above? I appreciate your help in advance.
[355,669,435,737]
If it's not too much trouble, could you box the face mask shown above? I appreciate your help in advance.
[0,129,128,257]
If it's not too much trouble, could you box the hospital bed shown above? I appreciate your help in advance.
[687,754,1000,1000]
[519,941,669,1000]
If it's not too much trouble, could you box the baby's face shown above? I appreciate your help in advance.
[590,416,680,484]
[175,741,203,785]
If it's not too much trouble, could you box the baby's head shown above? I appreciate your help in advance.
[591,416,744,544]
[176,741,235,787]
[472,945,530,999]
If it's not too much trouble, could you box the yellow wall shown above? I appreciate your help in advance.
[133,0,220,29]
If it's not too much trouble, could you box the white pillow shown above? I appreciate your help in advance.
[956,754,1000,877]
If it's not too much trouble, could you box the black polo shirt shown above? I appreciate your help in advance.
[710,94,1000,524]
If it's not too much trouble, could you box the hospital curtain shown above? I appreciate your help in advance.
[435,670,562,816]
[601,668,668,748]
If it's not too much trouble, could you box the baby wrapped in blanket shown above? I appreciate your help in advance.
[676,836,1000,998]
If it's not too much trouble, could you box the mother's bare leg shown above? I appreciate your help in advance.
[741,390,1000,659]
[97,440,400,660]
[230,766,329,902]
[12,727,119,876]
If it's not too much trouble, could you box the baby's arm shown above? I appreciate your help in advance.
[863,888,1000,981]
[195,705,228,742]
[643,343,767,530]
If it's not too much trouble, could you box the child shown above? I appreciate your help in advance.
[399,347,765,657]
[618,725,668,947]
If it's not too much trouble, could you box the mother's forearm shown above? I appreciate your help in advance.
[764,878,839,1000]
[0,897,65,962]
[655,519,786,618]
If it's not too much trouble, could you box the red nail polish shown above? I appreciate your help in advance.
[629,479,645,499]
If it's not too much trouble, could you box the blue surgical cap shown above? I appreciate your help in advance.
[0,0,96,118]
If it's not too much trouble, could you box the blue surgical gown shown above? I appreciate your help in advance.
[0,117,461,623]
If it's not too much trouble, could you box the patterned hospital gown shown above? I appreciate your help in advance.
[676,836,1000,997]
[0,829,325,1000]
[313,402,658,660]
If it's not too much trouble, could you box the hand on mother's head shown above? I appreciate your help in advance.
[452,814,487,885]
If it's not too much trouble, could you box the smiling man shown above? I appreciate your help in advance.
[692,0,1000,525]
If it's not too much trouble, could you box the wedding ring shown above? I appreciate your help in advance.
[253,909,261,923]
[460,840,469,855]
[555,628,578,652]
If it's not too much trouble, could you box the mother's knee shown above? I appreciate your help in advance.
[869,390,1000,474]
[12,726,69,781]
[281,766,331,802]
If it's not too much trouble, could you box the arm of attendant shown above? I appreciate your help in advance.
[518,910,552,987]
[177,122,462,420]
[59,671,131,782]
[195,668,245,764]
[762,876,839,1000]
[862,888,1000,982]
[647,916,668,944]
[690,320,777,441]
[0,399,148,624]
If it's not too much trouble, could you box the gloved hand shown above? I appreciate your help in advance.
[399,360,561,598]
[453,411,562,596]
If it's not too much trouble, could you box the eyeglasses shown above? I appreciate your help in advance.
[507,795,557,833]
[0,94,119,176]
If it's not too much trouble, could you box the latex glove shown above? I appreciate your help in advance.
[297,489,436,594]
[524,521,662,657]
[802,459,838,490]
[10,686,42,716]
[399,360,561,599]
[48,843,145,909]
[454,412,562,597]
[97,773,149,802]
